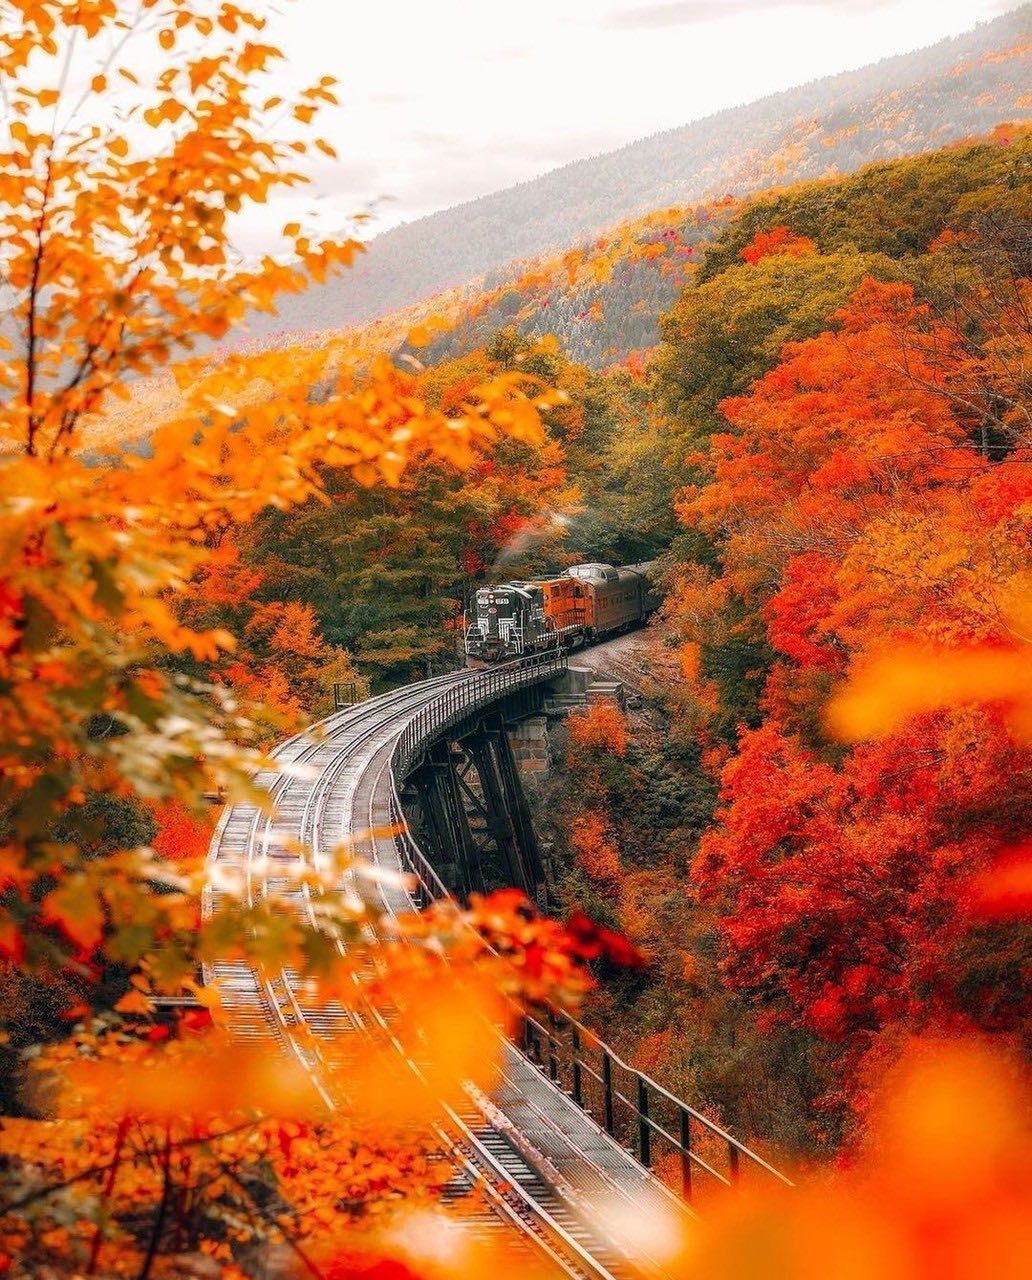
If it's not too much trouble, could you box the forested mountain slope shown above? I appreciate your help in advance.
[418,126,1029,368]
[248,7,1030,341]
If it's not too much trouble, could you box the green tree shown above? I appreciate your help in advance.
[698,136,1032,279]
[656,248,901,462]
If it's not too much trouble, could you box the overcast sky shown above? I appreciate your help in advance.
[235,0,1019,251]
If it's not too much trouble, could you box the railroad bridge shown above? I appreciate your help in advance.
[206,644,790,1278]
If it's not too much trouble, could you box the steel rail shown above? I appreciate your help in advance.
[383,755,770,1235]
[207,662,627,1278]
[387,660,793,1204]
[357,721,637,1280]
[290,675,629,1278]
[205,673,474,1100]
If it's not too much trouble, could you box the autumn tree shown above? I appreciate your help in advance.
[677,270,1030,1108]
[176,534,365,726]
[698,134,1032,279]
[616,141,1032,1142]
[655,246,902,462]
[541,679,826,1153]
[0,0,562,980]
[0,5,587,1270]
[244,327,675,692]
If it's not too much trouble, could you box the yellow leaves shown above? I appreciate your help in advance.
[0,0,562,1084]
[144,98,187,127]
[190,981,223,1011]
[281,221,301,238]
[158,28,175,51]
[63,1,120,40]
[406,315,450,348]
[826,643,1032,743]
[237,40,280,74]
[188,56,223,93]
[35,88,60,108]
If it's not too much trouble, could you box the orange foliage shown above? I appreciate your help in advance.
[740,225,818,265]
[0,0,564,986]
[570,811,622,885]
[827,642,1032,744]
[566,699,628,755]
[2,883,634,1275]
[671,1041,1032,1280]
[674,265,1031,1104]
[150,799,213,864]
[2,1030,453,1276]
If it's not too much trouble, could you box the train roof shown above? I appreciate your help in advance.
[475,581,540,599]
[475,561,656,594]
[567,562,654,582]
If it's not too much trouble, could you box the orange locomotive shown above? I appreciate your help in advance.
[464,562,659,664]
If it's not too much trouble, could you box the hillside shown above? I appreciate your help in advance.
[245,6,1030,342]
[416,126,1031,369]
[86,125,1031,456]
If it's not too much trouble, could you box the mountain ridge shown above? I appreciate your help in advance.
[243,6,1030,341]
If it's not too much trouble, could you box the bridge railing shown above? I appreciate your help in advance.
[394,650,567,779]
[388,651,792,1206]
[521,1007,793,1205]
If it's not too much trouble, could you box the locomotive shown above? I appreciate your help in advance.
[464,562,659,664]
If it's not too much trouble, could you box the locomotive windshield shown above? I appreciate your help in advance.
[476,589,516,622]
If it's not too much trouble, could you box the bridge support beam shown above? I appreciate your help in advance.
[486,720,547,909]
[408,742,483,899]
[406,713,547,908]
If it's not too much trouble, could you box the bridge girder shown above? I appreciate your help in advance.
[404,710,547,908]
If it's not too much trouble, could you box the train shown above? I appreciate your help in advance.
[464,562,660,664]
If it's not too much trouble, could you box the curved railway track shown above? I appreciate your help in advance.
[204,655,709,1278]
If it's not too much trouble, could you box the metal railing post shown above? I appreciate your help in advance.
[680,1108,693,1201]
[547,1009,559,1082]
[602,1049,615,1136]
[637,1077,651,1167]
[571,1023,583,1107]
[728,1142,741,1185]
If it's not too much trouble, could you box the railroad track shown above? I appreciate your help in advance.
[206,658,692,1279]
